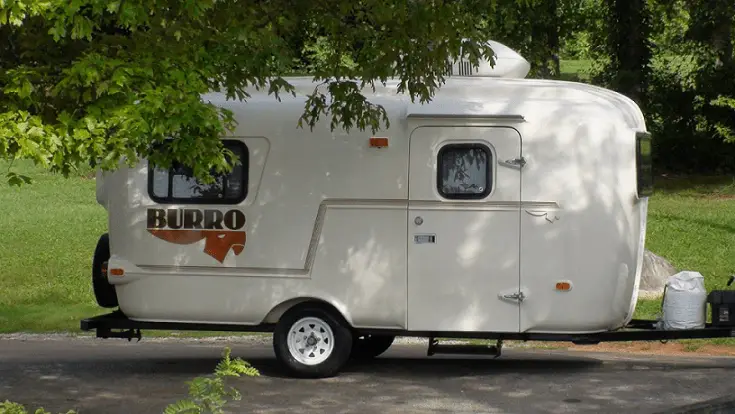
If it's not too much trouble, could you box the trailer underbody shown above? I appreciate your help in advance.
[80,310,734,359]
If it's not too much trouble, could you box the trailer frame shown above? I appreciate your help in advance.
[80,311,735,346]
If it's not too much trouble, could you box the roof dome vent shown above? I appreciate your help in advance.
[449,40,530,79]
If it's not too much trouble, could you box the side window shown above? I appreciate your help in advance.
[437,143,492,199]
[149,140,249,204]
[636,132,653,197]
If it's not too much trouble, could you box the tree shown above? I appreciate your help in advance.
[1,0,521,185]
[685,0,735,143]
[482,0,589,79]
[595,0,653,108]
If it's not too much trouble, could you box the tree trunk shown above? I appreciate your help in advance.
[606,0,652,108]
[687,0,734,68]
[530,0,560,79]
[548,0,561,78]
[712,4,733,68]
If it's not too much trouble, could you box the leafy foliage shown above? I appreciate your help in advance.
[0,0,516,185]
[482,0,593,78]
[543,0,735,174]
[163,347,259,414]
[2,0,735,180]
[641,0,735,173]
[0,400,75,414]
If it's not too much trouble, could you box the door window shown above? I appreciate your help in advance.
[437,143,492,199]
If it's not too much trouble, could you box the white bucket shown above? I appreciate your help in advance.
[660,271,707,330]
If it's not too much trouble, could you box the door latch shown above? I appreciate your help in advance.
[502,291,526,302]
[499,157,526,170]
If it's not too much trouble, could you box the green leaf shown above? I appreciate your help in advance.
[106,1,121,13]
[0,0,508,182]
[19,79,33,98]
[162,399,200,414]
[7,175,23,187]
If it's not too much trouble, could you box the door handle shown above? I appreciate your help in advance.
[414,216,423,226]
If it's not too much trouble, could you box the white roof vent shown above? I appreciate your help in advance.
[449,40,530,79]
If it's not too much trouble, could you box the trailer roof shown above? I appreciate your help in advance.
[204,76,646,132]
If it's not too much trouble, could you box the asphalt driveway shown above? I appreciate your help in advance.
[1,335,734,414]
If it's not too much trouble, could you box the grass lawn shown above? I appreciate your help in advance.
[0,161,257,337]
[0,161,104,333]
[626,175,735,350]
[559,59,593,82]
[637,175,735,311]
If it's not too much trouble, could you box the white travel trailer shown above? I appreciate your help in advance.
[86,42,658,378]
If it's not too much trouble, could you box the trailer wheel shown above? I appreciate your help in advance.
[273,305,353,378]
[92,233,118,308]
[351,334,395,360]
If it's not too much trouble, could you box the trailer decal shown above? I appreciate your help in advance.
[146,208,246,263]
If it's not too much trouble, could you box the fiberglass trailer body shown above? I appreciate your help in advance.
[88,44,656,377]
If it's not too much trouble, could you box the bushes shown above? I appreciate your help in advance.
[645,52,735,175]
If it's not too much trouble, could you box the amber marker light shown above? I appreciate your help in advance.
[555,281,572,291]
[369,137,389,148]
[110,268,125,277]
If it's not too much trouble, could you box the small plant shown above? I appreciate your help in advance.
[683,341,702,353]
[164,347,260,414]
[0,401,74,414]
[0,347,258,414]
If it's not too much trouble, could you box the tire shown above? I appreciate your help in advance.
[351,334,395,360]
[273,304,353,378]
[92,233,118,308]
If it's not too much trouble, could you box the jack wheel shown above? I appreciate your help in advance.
[273,304,353,378]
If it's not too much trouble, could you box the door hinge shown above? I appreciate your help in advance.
[499,157,526,169]
[502,291,526,302]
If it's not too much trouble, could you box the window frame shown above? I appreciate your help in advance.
[436,142,494,200]
[147,139,249,205]
[635,131,653,198]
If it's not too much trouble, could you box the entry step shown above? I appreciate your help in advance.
[427,337,503,358]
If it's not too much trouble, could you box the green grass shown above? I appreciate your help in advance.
[559,59,593,82]
[641,175,735,297]
[629,174,735,348]
[0,162,270,336]
[0,161,105,333]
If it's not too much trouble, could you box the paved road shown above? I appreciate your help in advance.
[1,335,734,414]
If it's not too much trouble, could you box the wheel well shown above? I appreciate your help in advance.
[263,297,352,327]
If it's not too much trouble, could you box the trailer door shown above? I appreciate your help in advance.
[407,125,522,333]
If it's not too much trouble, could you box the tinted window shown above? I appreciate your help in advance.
[438,144,492,199]
[149,140,248,204]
